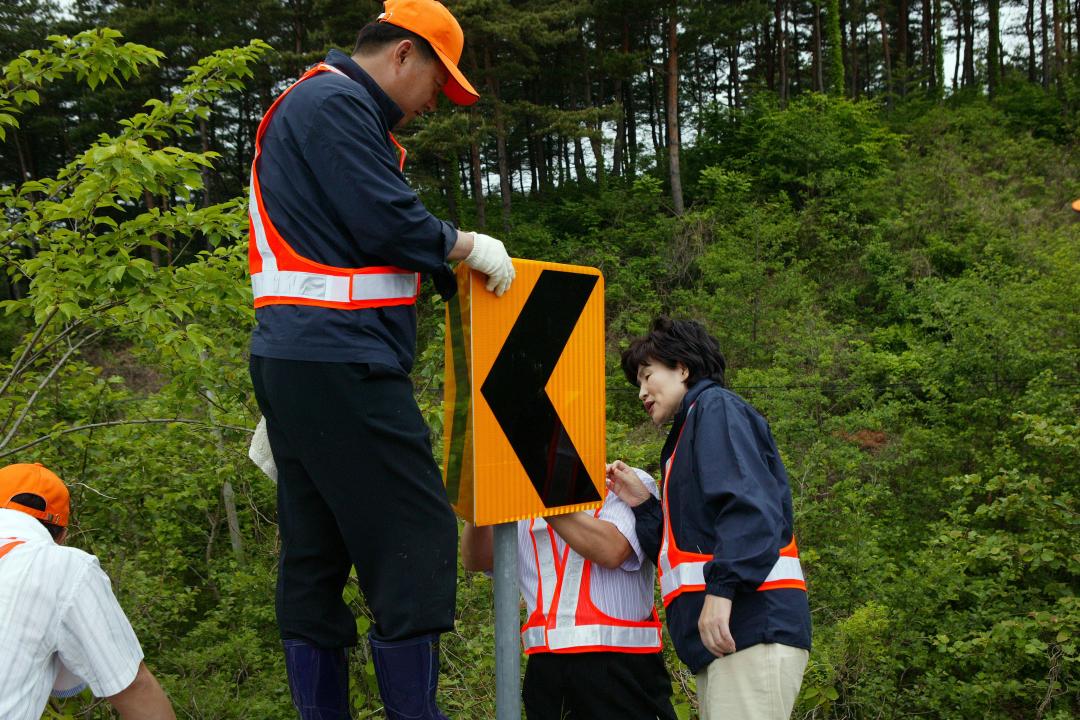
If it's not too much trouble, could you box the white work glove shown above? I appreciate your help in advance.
[248,415,278,483]
[464,232,515,297]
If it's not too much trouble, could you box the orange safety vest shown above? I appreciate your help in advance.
[248,63,420,310]
[657,404,807,607]
[521,510,663,654]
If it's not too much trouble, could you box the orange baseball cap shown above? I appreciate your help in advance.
[377,0,480,106]
[0,463,69,527]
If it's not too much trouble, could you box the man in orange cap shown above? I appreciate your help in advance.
[246,1,511,718]
[0,463,176,720]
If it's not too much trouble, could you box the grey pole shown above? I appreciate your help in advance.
[493,522,521,720]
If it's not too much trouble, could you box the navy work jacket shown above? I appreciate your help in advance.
[250,50,457,371]
[632,380,812,673]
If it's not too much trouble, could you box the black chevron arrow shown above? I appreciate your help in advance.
[481,270,602,508]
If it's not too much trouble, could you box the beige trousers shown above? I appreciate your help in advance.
[696,643,809,720]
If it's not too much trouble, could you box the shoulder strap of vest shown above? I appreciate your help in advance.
[0,539,26,560]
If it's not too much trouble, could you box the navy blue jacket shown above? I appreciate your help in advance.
[633,380,812,673]
[250,50,456,371]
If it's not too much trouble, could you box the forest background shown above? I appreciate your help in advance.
[0,0,1077,718]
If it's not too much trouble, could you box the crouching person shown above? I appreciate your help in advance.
[461,469,677,720]
[0,463,176,720]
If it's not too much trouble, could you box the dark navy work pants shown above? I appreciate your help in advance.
[250,356,457,647]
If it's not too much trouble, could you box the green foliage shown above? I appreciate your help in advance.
[0,28,163,141]
[2,24,1077,720]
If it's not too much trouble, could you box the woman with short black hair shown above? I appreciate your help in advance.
[607,318,812,719]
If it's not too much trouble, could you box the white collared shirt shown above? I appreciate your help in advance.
[0,509,143,720]
[518,470,660,622]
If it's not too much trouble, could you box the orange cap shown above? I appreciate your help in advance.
[0,463,69,527]
[1072,198,1080,213]
[377,0,479,106]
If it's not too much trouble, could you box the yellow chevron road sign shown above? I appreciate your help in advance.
[443,259,605,526]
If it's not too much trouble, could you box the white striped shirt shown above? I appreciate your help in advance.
[0,509,143,720]
[518,470,660,622]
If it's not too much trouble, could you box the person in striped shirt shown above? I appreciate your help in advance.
[0,463,175,720]
[461,468,677,720]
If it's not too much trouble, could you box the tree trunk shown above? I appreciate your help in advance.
[202,384,243,563]
[613,18,629,177]
[1027,0,1038,81]
[12,127,30,182]
[951,0,961,88]
[583,62,605,187]
[483,47,512,232]
[573,137,587,184]
[764,15,776,90]
[935,0,946,99]
[441,156,461,225]
[898,0,910,95]
[221,480,243,561]
[814,1,825,91]
[556,139,564,186]
[881,0,894,106]
[791,1,802,94]
[776,0,788,103]
[731,34,743,105]
[988,0,1001,96]
[923,0,933,92]
[1053,0,1067,96]
[536,134,549,192]
[665,0,684,215]
[963,0,975,87]
[469,132,486,229]
[828,0,846,94]
[530,140,539,194]
[561,139,571,185]
[626,68,639,176]
[646,30,662,161]
[850,0,861,97]
[459,155,470,199]
[1041,0,1051,87]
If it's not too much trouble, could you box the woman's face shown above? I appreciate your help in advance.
[636,360,689,425]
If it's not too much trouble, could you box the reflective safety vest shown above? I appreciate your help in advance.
[521,512,663,654]
[249,63,420,310]
[657,404,807,607]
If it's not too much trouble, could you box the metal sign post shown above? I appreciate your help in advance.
[494,522,521,720]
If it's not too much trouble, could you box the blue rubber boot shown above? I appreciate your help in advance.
[282,640,352,720]
[368,633,450,720]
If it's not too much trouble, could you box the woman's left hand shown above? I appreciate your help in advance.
[698,594,737,657]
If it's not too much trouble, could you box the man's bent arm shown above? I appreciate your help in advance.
[545,513,633,570]
[106,662,176,720]
[461,521,494,572]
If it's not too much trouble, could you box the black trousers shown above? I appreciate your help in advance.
[250,356,457,647]
[522,651,679,720]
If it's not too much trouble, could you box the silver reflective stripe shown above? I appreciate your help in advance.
[547,623,661,651]
[249,174,277,274]
[553,550,585,629]
[761,555,804,584]
[352,273,418,301]
[659,535,671,573]
[521,626,546,650]
[659,560,706,599]
[252,270,351,303]
[532,519,558,615]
